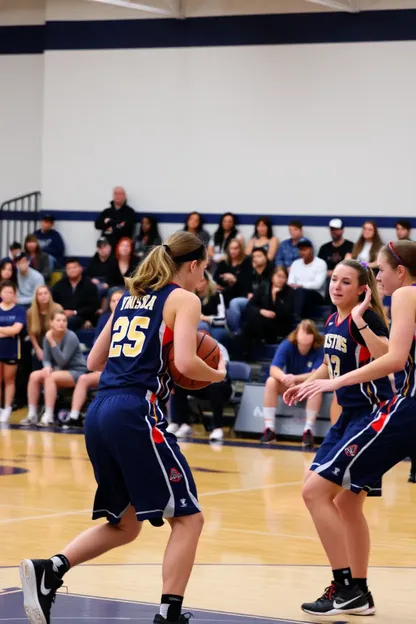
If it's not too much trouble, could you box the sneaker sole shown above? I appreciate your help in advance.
[356,607,376,616]
[19,559,47,624]
[302,604,370,616]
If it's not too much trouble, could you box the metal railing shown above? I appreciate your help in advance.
[0,192,41,258]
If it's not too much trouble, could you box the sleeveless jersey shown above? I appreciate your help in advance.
[325,309,393,408]
[99,283,178,401]
[397,332,416,398]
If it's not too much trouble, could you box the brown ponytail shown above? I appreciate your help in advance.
[381,240,416,279]
[340,259,388,327]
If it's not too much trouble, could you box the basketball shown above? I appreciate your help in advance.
[168,331,220,390]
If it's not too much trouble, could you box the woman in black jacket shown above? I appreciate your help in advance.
[213,238,250,305]
[196,271,229,345]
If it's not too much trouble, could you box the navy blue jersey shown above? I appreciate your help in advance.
[397,333,416,398]
[99,284,178,401]
[325,309,392,408]
[0,304,26,360]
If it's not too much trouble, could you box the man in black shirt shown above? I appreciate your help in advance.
[318,219,353,302]
[52,258,100,330]
[85,237,121,299]
[95,186,137,249]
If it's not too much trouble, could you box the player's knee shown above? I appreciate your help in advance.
[265,376,280,394]
[334,491,363,518]
[302,481,315,509]
[117,518,141,542]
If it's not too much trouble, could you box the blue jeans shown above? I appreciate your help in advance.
[226,297,249,332]
[198,321,230,347]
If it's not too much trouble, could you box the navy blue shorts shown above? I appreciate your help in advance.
[311,404,382,496]
[85,389,201,526]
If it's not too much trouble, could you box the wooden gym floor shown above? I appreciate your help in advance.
[1,413,416,623]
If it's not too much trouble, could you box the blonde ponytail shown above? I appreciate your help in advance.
[340,259,388,328]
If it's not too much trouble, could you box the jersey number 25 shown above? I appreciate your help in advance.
[109,316,150,358]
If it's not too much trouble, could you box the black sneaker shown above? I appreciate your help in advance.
[408,472,416,483]
[260,428,276,443]
[359,591,376,615]
[20,558,63,624]
[301,581,369,615]
[153,613,193,623]
[302,429,314,450]
[61,416,84,430]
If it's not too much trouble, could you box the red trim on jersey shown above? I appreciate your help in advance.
[162,325,174,347]
[325,312,337,328]
[371,395,398,432]
[152,426,165,444]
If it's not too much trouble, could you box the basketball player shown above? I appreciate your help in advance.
[294,241,416,615]
[284,259,392,615]
[20,232,226,624]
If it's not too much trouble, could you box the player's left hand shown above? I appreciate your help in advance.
[297,378,340,401]
[352,285,372,325]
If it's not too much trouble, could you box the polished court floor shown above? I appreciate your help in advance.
[1,417,416,623]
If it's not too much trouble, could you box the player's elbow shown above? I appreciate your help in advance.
[390,356,408,373]
[174,354,194,377]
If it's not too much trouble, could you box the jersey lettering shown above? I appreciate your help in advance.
[120,295,157,312]
[325,333,347,354]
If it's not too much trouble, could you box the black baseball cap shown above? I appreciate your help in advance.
[297,237,313,249]
[41,213,55,223]
[97,236,110,247]
[14,252,28,262]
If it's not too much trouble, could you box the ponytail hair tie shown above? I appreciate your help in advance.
[163,244,171,254]
[360,261,368,269]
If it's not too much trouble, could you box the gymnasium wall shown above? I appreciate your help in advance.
[1,0,416,255]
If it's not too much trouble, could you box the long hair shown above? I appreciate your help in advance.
[27,285,61,337]
[0,259,16,284]
[115,237,134,263]
[381,240,416,280]
[288,319,324,350]
[225,238,246,266]
[339,259,388,327]
[253,216,273,240]
[125,231,207,298]
[137,215,161,245]
[351,220,383,263]
[24,234,42,268]
[198,270,218,306]
[213,212,239,248]
[183,211,204,233]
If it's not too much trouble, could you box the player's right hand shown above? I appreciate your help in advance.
[216,351,227,381]
[283,385,301,406]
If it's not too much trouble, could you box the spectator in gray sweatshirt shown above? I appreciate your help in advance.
[15,253,44,308]
[21,310,87,427]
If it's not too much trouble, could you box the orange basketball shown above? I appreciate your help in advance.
[168,331,220,390]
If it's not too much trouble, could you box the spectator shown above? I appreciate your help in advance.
[245,216,279,262]
[64,289,124,429]
[183,211,210,247]
[27,285,63,368]
[395,219,412,241]
[227,248,272,333]
[15,252,44,308]
[95,186,136,249]
[209,212,244,264]
[24,234,51,282]
[196,271,228,345]
[52,258,100,331]
[85,237,120,299]
[318,219,353,302]
[135,215,162,263]
[240,265,294,358]
[2,241,22,265]
[22,310,88,426]
[0,259,16,285]
[213,238,250,305]
[0,281,26,423]
[274,219,303,267]
[260,319,324,448]
[112,237,138,287]
[288,238,327,320]
[34,214,65,267]
[347,220,383,269]
[167,342,232,441]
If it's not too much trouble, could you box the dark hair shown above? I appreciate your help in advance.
[288,219,303,230]
[0,259,16,283]
[0,279,17,293]
[24,234,42,269]
[106,288,125,312]
[273,264,289,279]
[395,219,412,231]
[184,211,204,233]
[251,247,268,260]
[381,240,416,279]
[351,220,383,263]
[9,241,21,251]
[138,215,161,245]
[253,216,273,240]
[65,257,81,266]
[213,212,239,248]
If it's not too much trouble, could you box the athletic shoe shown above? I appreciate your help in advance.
[408,471,416,483]
[260,428,276,443]
[209,428,224,441]
[61,416,84,430]
[175,424,193,438]
[20,414,38,426]
[301,581,369,615]
[20,558,63,624]
[358,591,376,615]
[153,613,193,623]
[37,413,55,427]
[166,423,180,434]
[0,409,11,423]
[302,429,314,450]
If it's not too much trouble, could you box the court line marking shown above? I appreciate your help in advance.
[199,481,302,497]
[0,503,59,513]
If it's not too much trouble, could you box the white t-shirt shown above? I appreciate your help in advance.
[288,256,327,295]
[356,242,372,263]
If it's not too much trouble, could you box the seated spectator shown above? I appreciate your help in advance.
[209,212,244,264]
[288,238,327,320]
[95,186,137,249]
[227,248,272,333]
[15,252,45,308]
[113,237,138,286]
[260,319,324,448]
[85,237,120,299]
[318,219,353,302]
[65,289,124,429]
[347,220,383,269]
[135,216,162,263]
[167,342,232,441]
[395,219,412,241]
[196,271,228,345]
[183,211,210,246]
[0,281,26,423]
[239,266,294,358]
[245,216,279,262]
[24,234,51,282]
[274,220,303,267]
[213,238,250,305]
[0,259,17,285]
[52,258,100,331]
[34,214,65,267]
[22,310,88,426]
[2,241,22,265]
[27,285,63,368]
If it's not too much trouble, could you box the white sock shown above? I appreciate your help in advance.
[263,407,276,431]
[69,410,80,421]
[304,410,317,433]
[44,407,54,420]
[2,406,12,419]
[28,405,38,418]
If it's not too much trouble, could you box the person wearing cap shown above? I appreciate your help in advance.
[288,238,327,320]
[274,220,303,268]
[318,219,353,302]
[95,186,137,250]
[34,214,65,268]
[85,237,122,302]
[15,253,45,308]
[1,241,22,266]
